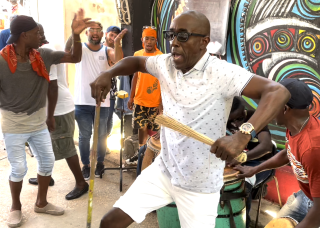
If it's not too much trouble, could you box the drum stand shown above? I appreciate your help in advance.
[99,91,136,192]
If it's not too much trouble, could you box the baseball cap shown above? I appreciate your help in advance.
[7,15,38,44]
[279,78,313,109]
[106,26,121,34]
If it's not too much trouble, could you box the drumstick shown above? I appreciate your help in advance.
[154,115,247,163]
[86,105,100,228]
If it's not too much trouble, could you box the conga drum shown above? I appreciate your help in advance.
[157,202,181,228]
[215,167,246,228]
[265,217,298,228]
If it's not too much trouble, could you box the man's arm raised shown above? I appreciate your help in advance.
[90,56,148,105]
[59,9,96,63]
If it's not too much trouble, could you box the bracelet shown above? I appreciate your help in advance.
[75,40,82,43]
[235,152,247,163]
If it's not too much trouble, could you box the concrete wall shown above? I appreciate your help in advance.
[63,0,119,97]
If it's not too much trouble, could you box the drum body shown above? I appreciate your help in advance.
[157,202,181,228]
[215,168,246,228]
[157,168,246,228]
[265,217,298,228]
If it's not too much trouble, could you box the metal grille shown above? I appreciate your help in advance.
[115,0,131,25]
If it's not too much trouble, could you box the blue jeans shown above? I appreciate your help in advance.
[75,105,109,165]
[244,160,273,228]
[136,144,147,177]
[115,76,132,118]
[107,99,115,136]
[4,129,55,182]
[276,190,313,223]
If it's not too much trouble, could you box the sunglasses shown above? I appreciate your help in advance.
[89,28,102,33]
[143,26,156,30]
[163,30,206,42]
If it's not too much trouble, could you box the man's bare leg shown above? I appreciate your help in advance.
[141,149,155,171]
[9,180,23,211]
[36,174,51,208]
[100,208,134,228]
[66,154,87,189]
[138,126,148,147]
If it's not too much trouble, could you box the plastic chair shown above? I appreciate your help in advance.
[254,144,282,228]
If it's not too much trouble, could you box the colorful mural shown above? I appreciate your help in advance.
[227,0,320,147]
[152,0,320,148]
[152,0,230,55]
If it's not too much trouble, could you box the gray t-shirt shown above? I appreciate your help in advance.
[146,52,253,193]
[0,48,65,133]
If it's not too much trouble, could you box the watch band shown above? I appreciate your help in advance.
[251,130,257,140]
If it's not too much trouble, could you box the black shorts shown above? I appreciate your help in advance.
[132,104,160,131]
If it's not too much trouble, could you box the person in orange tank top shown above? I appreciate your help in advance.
[126,26,163,165]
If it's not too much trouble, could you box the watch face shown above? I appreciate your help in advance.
[241,123,253,132]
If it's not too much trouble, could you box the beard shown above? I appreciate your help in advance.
[89,37,102,45]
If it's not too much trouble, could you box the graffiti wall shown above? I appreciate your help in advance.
[227,0,320,147]
[152,0,230,55]
[152,0,320,148]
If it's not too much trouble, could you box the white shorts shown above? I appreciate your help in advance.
[114,162,221,228]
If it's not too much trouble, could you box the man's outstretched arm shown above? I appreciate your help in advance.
[59,9,96,63]
[90,56,148,105]
[234,149,289,179]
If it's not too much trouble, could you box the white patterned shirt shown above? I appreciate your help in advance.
[146,51,253,193]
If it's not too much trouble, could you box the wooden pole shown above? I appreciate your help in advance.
[86,105,101,228]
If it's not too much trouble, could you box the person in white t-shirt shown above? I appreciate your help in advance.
[91,11,290,228]
[65,22,127,180]
[28,24,89,201]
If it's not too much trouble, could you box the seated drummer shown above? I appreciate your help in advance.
[227,96,273,228]
[236,79,320,228]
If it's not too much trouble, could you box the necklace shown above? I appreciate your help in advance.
[299,117,310,133]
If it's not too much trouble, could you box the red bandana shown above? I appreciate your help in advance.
[0,44,49,82]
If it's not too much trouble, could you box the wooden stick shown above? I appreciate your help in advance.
[86,106,100,228]
[154,115,247,163]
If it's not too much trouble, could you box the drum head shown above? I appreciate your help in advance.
[223,167,240,182]
[265,217,298,228]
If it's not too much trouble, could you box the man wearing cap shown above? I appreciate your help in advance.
[28,24,89,201]
[65,22,127,180]
[125,26,163,166]
[103,25,122,140]
[0,10,95,227]
[104,25,121,49]
[236,79,320,228]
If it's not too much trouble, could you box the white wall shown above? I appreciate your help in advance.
[37,0,65,51]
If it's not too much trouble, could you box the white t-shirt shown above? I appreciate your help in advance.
[43,44,74,116]
[146,51,253,193]
[74,44,110,107]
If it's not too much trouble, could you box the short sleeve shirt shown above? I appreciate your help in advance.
[286,116,320,200]
[145,51,253,193]
[0,48,65,133]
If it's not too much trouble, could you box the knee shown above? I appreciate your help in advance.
[38,153,54,175]
[100,214,115,228]
[99,208,133,228]
[10,162,28,182]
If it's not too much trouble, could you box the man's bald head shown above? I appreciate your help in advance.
[176,10,210,36]
[169,10,211,73]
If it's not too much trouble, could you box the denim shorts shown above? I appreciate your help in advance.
[4,128,55,182]
[276,190,313,223]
